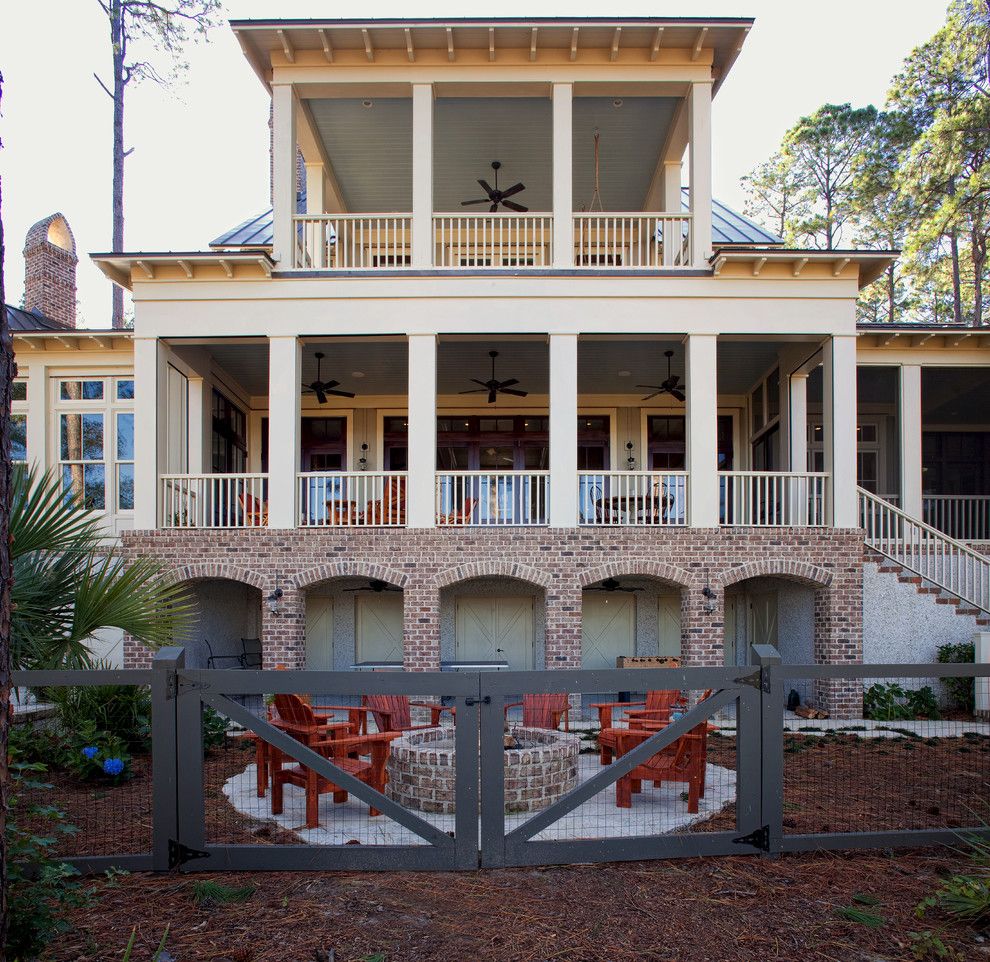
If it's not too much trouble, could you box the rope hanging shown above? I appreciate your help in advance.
[587,127,604,212]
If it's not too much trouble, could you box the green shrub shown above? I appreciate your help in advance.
[5,764,84,960]
[60,720,133,783]
[47,675,151,753]
[864,683,941,720]
[202,705,229,752]
[937,641,976,714]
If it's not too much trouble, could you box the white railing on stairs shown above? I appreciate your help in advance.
[859,487,990,614]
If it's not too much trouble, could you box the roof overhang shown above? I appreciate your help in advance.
[90,251,276,291]
[12,329,133,352]
[857,325,990,348]
[710,248,898,290]
[231,17,754,95]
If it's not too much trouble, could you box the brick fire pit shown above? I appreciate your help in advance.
[386,726,580,814]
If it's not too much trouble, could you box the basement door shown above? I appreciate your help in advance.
[748,592,779,649]
[455,598,534,670]
[581,593,635,670]
[658,593,682,658]
[305,595,334,670]
[356,595,404,663]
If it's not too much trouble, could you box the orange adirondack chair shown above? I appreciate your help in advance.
[270,728,399,827]
[612,722,708,813]
[591,689,682,765]
[361,694,454,733]
[238,491,268,527]
[437,497,476,526]
[365,477,406,526]
[504,693,570,731]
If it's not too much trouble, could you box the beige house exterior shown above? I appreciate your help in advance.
[11,18,990,707]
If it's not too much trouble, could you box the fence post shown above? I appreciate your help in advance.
[751,644,782,857]
[151,646,185,872]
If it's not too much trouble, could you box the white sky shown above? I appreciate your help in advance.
[1,1,948,328]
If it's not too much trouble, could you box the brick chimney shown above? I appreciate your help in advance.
[23,213,77,328]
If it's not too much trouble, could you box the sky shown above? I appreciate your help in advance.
[1,0,949,328]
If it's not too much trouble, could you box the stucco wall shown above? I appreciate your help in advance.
[185,579,263,669]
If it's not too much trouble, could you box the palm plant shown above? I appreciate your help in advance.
[10,465,193,669]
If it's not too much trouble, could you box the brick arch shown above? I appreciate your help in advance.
[578,560,693,590]
[434,561,555,591]
[291,561,409,591]
[717,560,833,590]
[164,563,266,591]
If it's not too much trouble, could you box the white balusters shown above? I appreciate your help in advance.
[432,214,553,268]
[292,215,412,270]
[574,213,693,269]
[435,472,550,526]
[577,472,688,526]
[298,473,407,527]
[161,474,269,528]
[719,472,828,527]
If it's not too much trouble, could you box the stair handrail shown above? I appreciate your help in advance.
[858,486,990,614]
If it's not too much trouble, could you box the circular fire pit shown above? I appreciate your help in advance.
[387,726,580,814]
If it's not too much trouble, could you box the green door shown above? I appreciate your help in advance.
[658,593,682,659]
[455,597,534,670]
[582,592,635,670]
[305,594,334,670]
[356,594,404,663]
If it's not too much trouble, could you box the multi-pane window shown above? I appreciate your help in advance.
[56,376,134,512]
[11,379,27,463]
[211,390,247,473]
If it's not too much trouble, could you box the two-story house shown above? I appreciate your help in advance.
[12,17,990,715]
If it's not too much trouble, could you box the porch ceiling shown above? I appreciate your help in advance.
[307,95,677,213]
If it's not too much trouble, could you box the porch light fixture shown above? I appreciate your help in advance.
[362,99,374,108]
[626,441,635,469]
[612,98,623,108]
[359,442,369,470]
[701,582,717,615]
[267,587,283,617]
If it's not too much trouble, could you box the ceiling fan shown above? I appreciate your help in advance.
[343,579,401,593]
[638,350,685,402]
[302,352,355,405]
[460,161,528,213]
[459,351,529,404]
[595,578,643,593]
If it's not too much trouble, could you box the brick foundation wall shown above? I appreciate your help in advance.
[122,527,864,698]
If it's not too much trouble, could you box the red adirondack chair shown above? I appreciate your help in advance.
[504,693,570,731]
[270,728,399,827]
[437,497,476,526]
[361,694,454,733]
[238,491,268,527]
[612,722,708,813]
[591,689,683,765]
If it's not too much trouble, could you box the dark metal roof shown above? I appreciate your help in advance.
[210,191,784,249]
[4,304,73,332]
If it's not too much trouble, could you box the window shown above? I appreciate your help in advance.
[55,374,134,512]
[211,390,247,473]
[11,379,27,463]
[766,369,780,421]
[12,381,27,402]
[751,383,764,434]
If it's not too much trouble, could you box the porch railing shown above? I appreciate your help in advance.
[435,471,550,526]
[573,213,692,268]
[860,487,990,614]
[719,472,829,527]
[293,215,412,270]
[299,472,407,527]
[433,214,553,268]
[923,495,990,543]
[161,473,269,528]
[577,471,688,526]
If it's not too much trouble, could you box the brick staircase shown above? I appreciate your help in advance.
[865,546,990,629]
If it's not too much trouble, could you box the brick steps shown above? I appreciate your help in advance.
[868,548,990,628]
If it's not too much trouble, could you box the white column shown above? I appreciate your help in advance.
[549,333,579,527]
[305,162,326,215]
[133,337,165,529]
[552,83,574,268]
[271,84,297,268]
[687,82,713,268]
[407,334,437,527]
[23,361,47,473]
[411,83,434,269]
[899,364,923,518]
[267,336,300,528]
[685,334,719,527]
[187,378,208,475]
[661,160,682,212]
[823,335,859,527]
[789,374,809,472]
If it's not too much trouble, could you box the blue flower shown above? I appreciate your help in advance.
[81,746,99,760]
[102,758,125,776]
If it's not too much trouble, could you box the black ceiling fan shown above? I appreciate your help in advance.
[638,350,685,402]
[595,578,643,593]
[460,161,528,213]
[343,579,401,593]
[302,352,355,405]
[459,350,529,404]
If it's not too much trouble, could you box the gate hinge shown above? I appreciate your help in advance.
[464,696,492,706]
[168,839,210,869]
[733,670,764,691]
[177,677,211,696]
[733,825,770,852]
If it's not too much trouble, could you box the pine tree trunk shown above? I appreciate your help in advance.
[111,0,126,330]
[0,68,15,960]
[887,265,896,324]
[973,229,986,329]
[950,229,964,325]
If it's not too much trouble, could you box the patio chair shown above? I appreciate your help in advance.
[504,693,570,731]
[203,638,244,670]
[238,491,268,527]
[240,637,263,669]
[365,477,406,526]
[437,497,476,526]
[325,500,360,525]
[612,722,708,813]
[591,689,683,765]
[270,726,400,827]
[361,694,454,733]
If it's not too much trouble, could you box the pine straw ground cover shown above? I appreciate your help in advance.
[40,851,988,961]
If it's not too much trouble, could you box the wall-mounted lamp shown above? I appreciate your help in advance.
[359,442,369,471]
[701,583,717,615]
[267,587,283,617]
[626,441,636,470]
